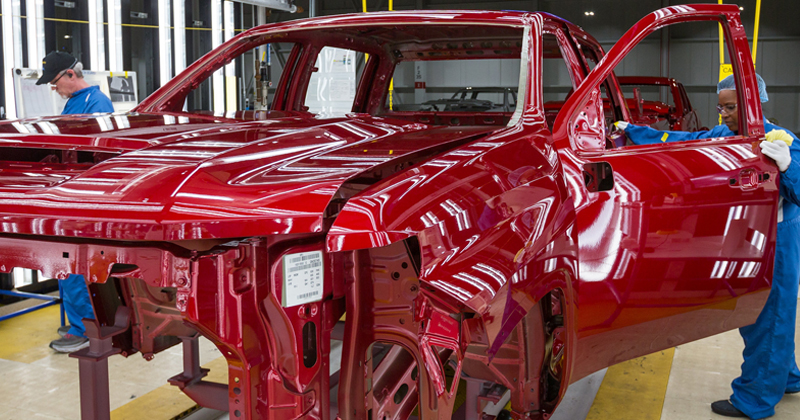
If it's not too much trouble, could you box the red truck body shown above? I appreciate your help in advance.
[0,4,778,419]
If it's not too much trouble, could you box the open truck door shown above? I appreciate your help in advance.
[552,4,779,380]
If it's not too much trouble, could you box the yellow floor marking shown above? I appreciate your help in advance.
[110,382,197,420]
[0,300,233,419]
[0,305,61,363]
[585,348,675,420]
[111,356,229,420]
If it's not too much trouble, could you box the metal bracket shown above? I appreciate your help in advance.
[168,335,229,411]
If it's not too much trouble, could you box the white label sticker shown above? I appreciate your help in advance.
[282,251,324,307]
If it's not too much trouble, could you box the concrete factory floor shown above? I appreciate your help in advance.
[1,298,799,420]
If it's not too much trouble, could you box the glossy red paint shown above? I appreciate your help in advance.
[0,5,780,420]
[0,113,496,240]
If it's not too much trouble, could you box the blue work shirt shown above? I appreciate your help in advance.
[624,121,800,223]
[61,85,114,115]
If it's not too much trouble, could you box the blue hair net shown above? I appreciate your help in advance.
[717,73,769,103]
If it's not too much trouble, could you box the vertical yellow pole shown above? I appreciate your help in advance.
[752,0,761,64]
[363,1,369,75]
[718,0,725,67]
[718,0,724,124]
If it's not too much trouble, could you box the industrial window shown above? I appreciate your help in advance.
[303,47,358,118]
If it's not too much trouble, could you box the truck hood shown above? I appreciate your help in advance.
[0,112,498,240]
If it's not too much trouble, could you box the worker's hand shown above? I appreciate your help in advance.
[760,139,792,172]
[613,121,629,131]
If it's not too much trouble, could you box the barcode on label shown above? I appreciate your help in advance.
[288,260,322,272]
[288,254,319,264]
[297,291,320,300]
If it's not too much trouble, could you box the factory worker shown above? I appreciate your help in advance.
[36,51,113,353]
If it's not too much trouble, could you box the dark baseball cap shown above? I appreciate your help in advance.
[36,51,78,85]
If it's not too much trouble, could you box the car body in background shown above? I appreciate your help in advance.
[420,87,518,112]
[0,4,777,420]
[617,76,706,131]
[544,76,705,133]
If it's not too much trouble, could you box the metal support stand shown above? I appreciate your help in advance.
[69,306,130,420]
[168,335,229,412]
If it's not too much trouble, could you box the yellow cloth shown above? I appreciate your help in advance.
[766,129,794,146]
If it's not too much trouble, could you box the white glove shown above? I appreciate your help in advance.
[760,140,792,172]
[614,121,629,130]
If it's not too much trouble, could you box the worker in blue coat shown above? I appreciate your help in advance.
[35,52,114,353]
[617,74,800,419]
[36,51,114,115]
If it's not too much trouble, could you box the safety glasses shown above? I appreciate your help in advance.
[716,103,737,115]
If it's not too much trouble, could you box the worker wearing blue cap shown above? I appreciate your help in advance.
[616,74,800,419]
[38,51,113,354]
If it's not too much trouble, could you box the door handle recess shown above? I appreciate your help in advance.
[729,169,769,189]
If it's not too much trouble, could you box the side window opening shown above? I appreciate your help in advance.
[602,21,745,149]
[185,42,296,116]
[578,42,627,130]
[542,31,581,131]
[303,47,358,118]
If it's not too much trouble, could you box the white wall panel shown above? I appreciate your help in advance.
[462,60,498,87]
[500,60,521,87]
